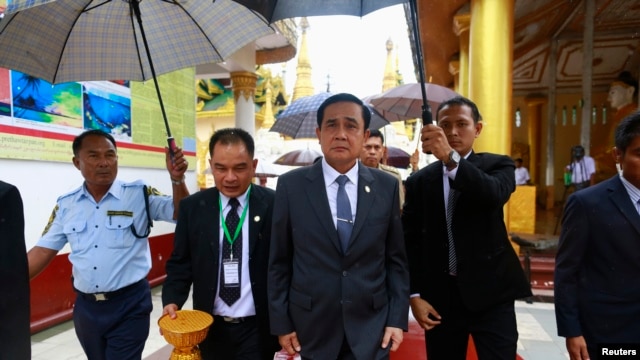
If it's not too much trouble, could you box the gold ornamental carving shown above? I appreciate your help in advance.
[231,71,258,103]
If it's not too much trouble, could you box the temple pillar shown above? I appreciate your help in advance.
[525,97,546,185]
[231,71,258,136]
[468,0,514,156]
[453,13,471,97]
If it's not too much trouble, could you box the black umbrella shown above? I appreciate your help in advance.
[234,0,432,125]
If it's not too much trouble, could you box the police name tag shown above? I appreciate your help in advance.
[222,259,240,286]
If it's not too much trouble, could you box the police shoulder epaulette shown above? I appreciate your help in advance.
[57,186,82,201]
[380,163,401,174]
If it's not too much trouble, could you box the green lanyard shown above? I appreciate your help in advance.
[219,186,251,249]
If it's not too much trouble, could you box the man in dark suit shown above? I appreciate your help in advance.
[0,181,31,359]
[555,110,640,359]
[403,96,531,359]
[162,128,279,359]
[269,93,409,360]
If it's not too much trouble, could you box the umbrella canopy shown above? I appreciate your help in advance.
[1,0,272,84]
[274,148,322,166]
[1,0,273,144]
[385,146,410,169]
[235,0,406,23]
[368,83,460,121]
[270,92,390,139]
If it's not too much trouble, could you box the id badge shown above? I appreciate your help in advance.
[222,258,240,287]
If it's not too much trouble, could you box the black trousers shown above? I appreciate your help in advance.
[73,279,152,360]
[202,315,271,360]
[424,276,518,360]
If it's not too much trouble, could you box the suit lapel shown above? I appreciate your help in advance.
[248,185,266,256]
[206,189,222,255]
[305,162,343,253]
[608,177,640,236]
[350,166,375,245]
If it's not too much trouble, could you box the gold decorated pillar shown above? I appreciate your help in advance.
[469,0,514,155]
[453,14,471,97]
[469,0,515,243]
[525,96,546,184]
[231,71,258,136]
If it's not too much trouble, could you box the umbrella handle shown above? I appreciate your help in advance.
[130,0,174,157]
[409,0,435,154]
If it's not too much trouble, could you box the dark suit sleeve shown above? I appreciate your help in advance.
[384,177,410,330]
[402,172,424,295]
[554,193,589,337]
[268,177,295,335]
[162,196,194,308]
[0,182,31,359]
[454,154,515,208]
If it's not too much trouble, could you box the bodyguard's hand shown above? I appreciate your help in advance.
[159,304,179,335]
[165,146,188,181]
[566,336,590,360]
[420,123,452,162]
[381,326,403,351]
[278,332,301,355]
[410,297,441,330]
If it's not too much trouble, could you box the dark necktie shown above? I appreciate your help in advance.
[446,188,459,275]
[336,175,353,253]
[220,198,241,306]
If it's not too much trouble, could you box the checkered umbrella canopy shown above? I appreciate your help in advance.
[270,92,390,139]
[0,0,273,84]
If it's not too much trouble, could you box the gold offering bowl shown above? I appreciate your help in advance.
[158,310,214,360]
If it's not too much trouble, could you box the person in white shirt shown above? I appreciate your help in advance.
[514,158,530,185]
[565,145,596,191]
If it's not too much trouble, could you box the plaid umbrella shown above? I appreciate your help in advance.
[270,92,390,139]
[0,0,273,147]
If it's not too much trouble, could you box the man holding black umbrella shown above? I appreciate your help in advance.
[403,96,531,359]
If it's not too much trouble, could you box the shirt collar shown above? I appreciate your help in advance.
[219,185,251,209]
[321,158,359,187]
[619,173,640,205]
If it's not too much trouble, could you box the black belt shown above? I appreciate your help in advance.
[215,315,256,324]
[75,279,145,302]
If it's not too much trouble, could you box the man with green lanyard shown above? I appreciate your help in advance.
[162,128,279,359]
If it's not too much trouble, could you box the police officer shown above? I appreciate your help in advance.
[360,128,405,208]
[27,129,189,360]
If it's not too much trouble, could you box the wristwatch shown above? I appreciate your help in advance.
[445,150,461,170]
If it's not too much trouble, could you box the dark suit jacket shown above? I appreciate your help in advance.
[162,185,278,357]
[403,152,531,313]
[0,181,31,359]
[555,175,640,345]
[268,162,409,360]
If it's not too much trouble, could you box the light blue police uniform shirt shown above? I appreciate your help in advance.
[37,179,175,293]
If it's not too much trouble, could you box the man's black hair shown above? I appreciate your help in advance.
[435,96,483,124]
[209,128,255,157]
[316,93,371,130]
[368,129,385,144]
[614,110,640,153]
[72,129,117,156]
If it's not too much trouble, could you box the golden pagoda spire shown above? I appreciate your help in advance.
[395,44,404,86]
[261,79,275,129]
[382,38,397,92]
[292,17,314,101]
